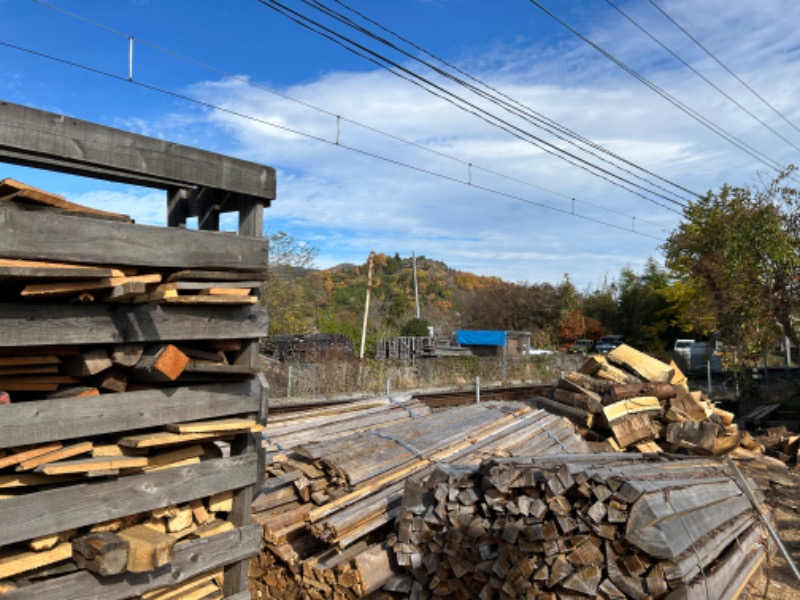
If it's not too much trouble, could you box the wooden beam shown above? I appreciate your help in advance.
[0,101,276,199]
[21,274,162,298]
[0,208,268,270]
[2,524,260,600]
[0,543,73,579]
[117,524,175,572]
[0,380,259,448]
[0,302,266,347]
[0,455,257,546]
[0,258,126,279]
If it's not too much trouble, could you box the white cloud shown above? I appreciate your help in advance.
[17,0,800,288]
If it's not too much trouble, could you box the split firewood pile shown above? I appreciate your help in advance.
[536,344,743,456]
[0,180,266,597]
[392,453,772,599]
[248,401,590,599]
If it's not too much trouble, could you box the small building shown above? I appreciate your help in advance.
[455,330,532,357]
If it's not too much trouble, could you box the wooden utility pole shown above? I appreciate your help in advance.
[359,252,375,359]
[412,251,420,319]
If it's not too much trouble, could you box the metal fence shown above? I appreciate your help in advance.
[262,353,583,400]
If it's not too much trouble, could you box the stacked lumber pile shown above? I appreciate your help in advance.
[263,394,431,452]
[261,333,355,362]
[536,344,741,456]
[393,454,770,599]
[0,180,267,598]
[248,402,590,598]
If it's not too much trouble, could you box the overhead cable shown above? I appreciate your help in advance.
[257,0,687,212]
[527,0,790,174]
[648,0,800,136]
[306,0,698,201]
[604,0,800,153]
[27,0,676,224]
[0,39,668,242]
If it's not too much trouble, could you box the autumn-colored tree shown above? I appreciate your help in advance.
[582,279,618,334]
[559,309,604,343]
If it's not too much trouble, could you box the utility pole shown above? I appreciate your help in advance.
[412,251,420,319]
[359,251,375,359]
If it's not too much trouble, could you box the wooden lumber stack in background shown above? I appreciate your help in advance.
[536,344,746,457]
[248,402,590,599]
[263,394,431,452]
[0,181,267,598]
[393,454,771,599]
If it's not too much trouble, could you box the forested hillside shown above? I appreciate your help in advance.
[266,239,683,355]
[265,170,800,377]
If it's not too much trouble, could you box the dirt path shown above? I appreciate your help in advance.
[747,469,800,599]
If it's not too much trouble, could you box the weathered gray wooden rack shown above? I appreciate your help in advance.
[0,101,274,598]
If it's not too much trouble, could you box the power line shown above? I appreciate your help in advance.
[257,0,687,213]
[527,0,790,174]
[27,0,676,226]
[649,0,800,136]
[306,0,698,201]
[604,0,800,153]
[0,39,668,242]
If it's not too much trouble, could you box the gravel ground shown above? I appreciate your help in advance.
[747,468,800,599]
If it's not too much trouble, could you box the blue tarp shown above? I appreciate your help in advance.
[456,330,507,347]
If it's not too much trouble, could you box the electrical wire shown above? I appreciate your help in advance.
[0,39,668,242]
[304,0,698,202]
[604,0,800,153]
[27,0,675,226]
[649,0,800,136]
[526,0,790,174]
[257,0,687,213]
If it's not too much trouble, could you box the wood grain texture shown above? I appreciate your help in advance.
[0,258,126,279]
[0,455,257,546]
[0,101,275,199]
[0,302,266,347]
[0,380,259,448]
[0,208,268,270]
[2,524,260,600]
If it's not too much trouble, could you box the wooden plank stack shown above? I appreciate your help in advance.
[263,394,432,452]
[0,182,267,598]
[535,344,743,456]
[393,453,771,599]
[248,402,590,598]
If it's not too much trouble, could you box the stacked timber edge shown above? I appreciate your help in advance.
[393,454,772,599]
[0,101,274,599]
[248,400,590,598]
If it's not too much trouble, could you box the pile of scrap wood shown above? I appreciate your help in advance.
[392,453,771,599]
[0,485,245,597]
[248,402,590,599]
[0,180,266,597]
[536,344,741,455]
[751,426,800,467]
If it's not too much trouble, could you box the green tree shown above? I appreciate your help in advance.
[663,170,799,358]
[400,317,431,337]
[615,260,679,354]
[266,231,319,334]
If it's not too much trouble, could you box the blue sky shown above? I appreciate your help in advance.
[2,0,800,288]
